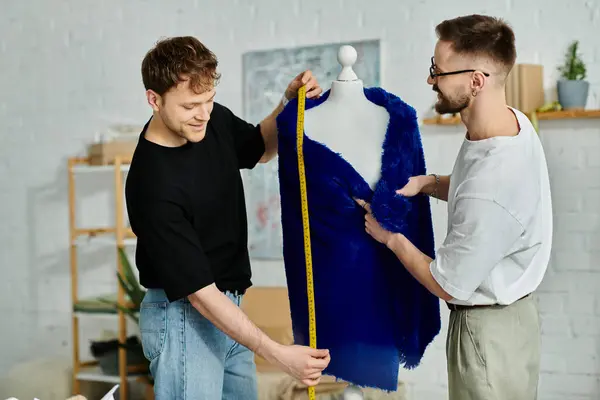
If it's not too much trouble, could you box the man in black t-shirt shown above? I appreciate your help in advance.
[125,36,329,399]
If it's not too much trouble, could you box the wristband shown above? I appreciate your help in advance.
[429,173,440,199]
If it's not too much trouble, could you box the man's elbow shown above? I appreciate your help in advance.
[427,263,454,302]
[258,150,276,164]
[187,283,218,310]
[438,289,453,302]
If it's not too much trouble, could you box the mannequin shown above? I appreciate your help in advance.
[304,45,389,189]
[275,45,440,392]
[303,46,385,399]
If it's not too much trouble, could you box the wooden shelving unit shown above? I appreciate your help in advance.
[68,155,147,399]
[422,109,600,126]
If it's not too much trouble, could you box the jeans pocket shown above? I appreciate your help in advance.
[139,301,167,361]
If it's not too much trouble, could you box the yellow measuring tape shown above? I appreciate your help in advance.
[296,85,317,400]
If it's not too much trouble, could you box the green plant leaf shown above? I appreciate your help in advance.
[118,247,146,306]
[531,111,539,133]
[118,247,139,289]
[558,40,587,80]
[92,248,146,327]
[96,298,139,324]
[115,304,139,324]
[117,272,141,308]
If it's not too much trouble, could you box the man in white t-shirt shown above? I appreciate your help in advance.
[356,14,552,400]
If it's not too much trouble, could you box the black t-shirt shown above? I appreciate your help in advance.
[125,102,266,302]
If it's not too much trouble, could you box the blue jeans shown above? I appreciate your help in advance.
[140,289,258,399]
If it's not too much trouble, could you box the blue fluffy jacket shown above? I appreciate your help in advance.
[275,87,441,391]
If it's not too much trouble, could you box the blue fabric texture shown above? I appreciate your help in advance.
[275,87,441,391]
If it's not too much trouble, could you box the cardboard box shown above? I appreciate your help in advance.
[88,140,138,165]
[240,287,294,372]
[505,64,545,114]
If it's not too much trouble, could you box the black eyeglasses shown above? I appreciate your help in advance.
[429,56,490,79]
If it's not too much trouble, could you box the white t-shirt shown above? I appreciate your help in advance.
[430,107,553,306]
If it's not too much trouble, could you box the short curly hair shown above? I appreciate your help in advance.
[141,36,221,96]
[435,15,516,74]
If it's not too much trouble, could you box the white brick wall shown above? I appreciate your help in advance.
[0,0,599,398]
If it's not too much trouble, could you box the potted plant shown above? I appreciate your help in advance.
[557,40,589,110]
[91,248,150,379]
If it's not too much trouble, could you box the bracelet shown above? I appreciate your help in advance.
[429,173,440,198]
[281,93,290,107]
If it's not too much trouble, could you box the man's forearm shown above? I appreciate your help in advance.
[421,174,451,202]
[188,284,281,361]
[257,100,285,164]
[387,234,452,301]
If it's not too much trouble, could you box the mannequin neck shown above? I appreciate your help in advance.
[326,79,367,104]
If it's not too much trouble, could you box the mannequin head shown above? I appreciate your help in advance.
[337,45,359,81]
[141,36,221,144]
[428,15,516,114]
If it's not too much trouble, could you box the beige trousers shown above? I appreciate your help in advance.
[446,294,541,400]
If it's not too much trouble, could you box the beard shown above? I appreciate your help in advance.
[158,108,185,137]
[433,85,471,114]
[158,108,207,143]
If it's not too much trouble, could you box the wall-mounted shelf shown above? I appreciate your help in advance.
[422,115,461,125]
[531,109,600,120]
[422,109,600,126]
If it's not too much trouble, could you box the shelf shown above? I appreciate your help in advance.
[73,294,137,315]
[72,227,137,246]
[533,109,600,120]
[75,227,135,237]
[74,235,137,247]
[422,109,600,126]
[70,156,132,167]
[76,365,146,384]
[72,164,130,173]
[422,115,461,125]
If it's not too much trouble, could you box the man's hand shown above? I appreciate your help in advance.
[396,174,451,202]
[353,199,453,302]
[265,343,331,386]
[284,70,323,101]
[354,199,394,246]
[257,70,322,164]
[188,285,330,387]
[396,176,427,197]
